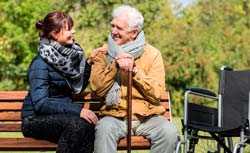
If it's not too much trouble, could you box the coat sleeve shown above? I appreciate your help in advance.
[90,53,118,97]
[29,60,82,116]
[81,61,92,91]
[133,50,166,105]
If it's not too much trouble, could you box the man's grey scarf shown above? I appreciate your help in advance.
[106,31,145,106]
[38,38,86,94]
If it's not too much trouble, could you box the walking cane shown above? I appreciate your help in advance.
[127,70,132,153]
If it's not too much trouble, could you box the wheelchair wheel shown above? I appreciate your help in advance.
[210,137,233,153]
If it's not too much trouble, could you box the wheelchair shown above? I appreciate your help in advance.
[176,66,250,153]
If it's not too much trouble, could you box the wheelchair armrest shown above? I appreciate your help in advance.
[183,87,218,127]
[220,65,233,71]
[186,87,217,98]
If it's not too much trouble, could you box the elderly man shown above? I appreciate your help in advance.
[90,5,178,153]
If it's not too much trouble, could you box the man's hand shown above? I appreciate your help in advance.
[116,52,134,71]
[80,108,98,124]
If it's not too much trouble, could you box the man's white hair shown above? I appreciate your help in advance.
[112,5,144,31]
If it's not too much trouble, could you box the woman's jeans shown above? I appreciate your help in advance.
[22,114,95,153]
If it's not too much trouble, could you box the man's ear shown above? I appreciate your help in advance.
[131,29,140,39]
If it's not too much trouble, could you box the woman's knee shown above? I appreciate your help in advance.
[21,117,32,137]
[67,118,95,133]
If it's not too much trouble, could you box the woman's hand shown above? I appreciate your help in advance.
[80,108,98,124]
[87,45,108,64]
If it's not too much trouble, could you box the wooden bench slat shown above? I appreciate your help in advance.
[0,138,57,151]
[160,91,170,101]
[0,136,150,151]
[0,91,170,102]
[0,102,169,111]
[0,102,22,110]
[0,105,169,122]
[0,112,21,121]
[0,112,171,132]
[0,123,21,132]
[0,91,98,102]
[160,102,170,110]
[0,91,27,101]
[118,136,150,150]
[0,102,104,111]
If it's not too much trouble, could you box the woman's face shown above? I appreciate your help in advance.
[52,23,75,45]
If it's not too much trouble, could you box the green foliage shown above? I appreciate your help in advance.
[0,0,64,89]
[163,0,250,115]
[1,0,250,116]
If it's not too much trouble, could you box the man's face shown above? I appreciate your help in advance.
[110,16,136,45]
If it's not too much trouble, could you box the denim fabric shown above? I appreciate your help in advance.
[22,115,95,153]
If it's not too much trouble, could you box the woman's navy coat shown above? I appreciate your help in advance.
[22,56,91,118]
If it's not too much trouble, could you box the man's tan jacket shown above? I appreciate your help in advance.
[90,43,166,118]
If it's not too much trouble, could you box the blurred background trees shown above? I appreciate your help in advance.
[0,0,249,116]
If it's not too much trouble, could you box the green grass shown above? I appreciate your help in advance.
[1,117,250,153]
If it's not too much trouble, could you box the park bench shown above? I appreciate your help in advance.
[0,90,172,151]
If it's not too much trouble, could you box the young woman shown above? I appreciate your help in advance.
[21,11,98,153]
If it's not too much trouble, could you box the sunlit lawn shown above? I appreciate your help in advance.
[1,117,250,153]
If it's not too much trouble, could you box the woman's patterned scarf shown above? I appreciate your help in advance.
[105,31,145,106]
[38,38,86,93]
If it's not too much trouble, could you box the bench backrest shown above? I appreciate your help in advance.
[0,91,172,132]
